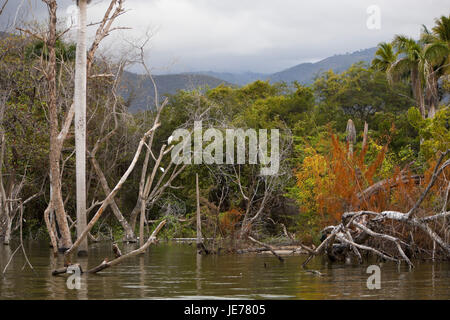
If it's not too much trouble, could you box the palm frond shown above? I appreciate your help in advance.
[424,41,449,65]
[432,15,450,42]
[372,42,397,72]
[388,57,412,83]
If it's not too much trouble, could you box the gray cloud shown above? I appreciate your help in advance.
[1,0,448,73]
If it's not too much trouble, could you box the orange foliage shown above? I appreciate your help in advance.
[296,132,450,226]
[328,134,385,220]
[296,132,387,224]
[388,159,449,216]
[219,208,243,235]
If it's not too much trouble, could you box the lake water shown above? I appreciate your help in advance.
[0,240,449,300]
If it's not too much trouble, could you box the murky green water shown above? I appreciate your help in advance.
[0,240,449,299]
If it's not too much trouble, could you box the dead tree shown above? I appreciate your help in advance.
[87,58,136,242]
[30,0,129,252]
[346,119,356,158]
[39,0,74,251]
[63,121,161,265]
[123,33,190,244]
[74,0,90,256]
[195,173,209,254]
[362,121,369,151]
[302,150,450,269]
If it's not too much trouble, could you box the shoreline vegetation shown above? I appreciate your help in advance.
[0,0,449,278]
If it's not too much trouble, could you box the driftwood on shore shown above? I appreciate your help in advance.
[302,150,450,268]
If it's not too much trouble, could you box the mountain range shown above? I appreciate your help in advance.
[120,47,377,112]
[195,47,377,85]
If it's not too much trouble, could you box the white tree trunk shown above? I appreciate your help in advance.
[74,0,88,256]
[3,215,11,245]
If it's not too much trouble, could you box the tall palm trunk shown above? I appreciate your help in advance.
[74,0,88,255]
[411,66,426,119]
[426,70,439,119]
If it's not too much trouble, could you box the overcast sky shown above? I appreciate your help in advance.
[1,0,449,74]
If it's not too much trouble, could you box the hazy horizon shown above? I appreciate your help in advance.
[1,0,448,74]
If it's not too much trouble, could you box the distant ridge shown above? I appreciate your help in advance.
[194,47,377,86]
[119,71,231,113]
[188,71,267,86]
[267,47,377,84]
[121,47,377,112]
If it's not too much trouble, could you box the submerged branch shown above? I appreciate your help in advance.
[248,236,284,262]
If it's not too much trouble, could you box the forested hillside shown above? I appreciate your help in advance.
[121,48,377,112]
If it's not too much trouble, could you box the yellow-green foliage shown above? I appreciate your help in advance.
[408,106,450,159]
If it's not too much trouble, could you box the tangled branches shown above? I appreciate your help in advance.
[302,150,450,269]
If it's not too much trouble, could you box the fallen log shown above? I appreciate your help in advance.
[335,234,398,263]
[52,267,68,276]
[357,175,422,201]
[51,263,83,276]
[52,220,166,276]
[302,224,342,268]
[248,236,284,262]
[352,221,413,268]
[87,220,166,274]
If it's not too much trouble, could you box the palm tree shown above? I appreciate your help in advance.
[432,15,450,44]
[372,42,398,74]
[420,16,450,117]
[389,35,448,119]
[74,0,90,256]
[430,15,450,92]
[389,36,426,117]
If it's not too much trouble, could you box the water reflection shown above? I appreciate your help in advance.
[0,240,449,300]
[196,253,202,292]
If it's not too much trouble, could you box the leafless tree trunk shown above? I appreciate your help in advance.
[44,0,73,251]
[74,0,89,256]
[64,122,160,265]
[35,0,127,252]
[362,122,368,150]
[195,173,206,253]
[346,119,356,158]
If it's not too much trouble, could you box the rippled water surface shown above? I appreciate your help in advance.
[0,241,449,299]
